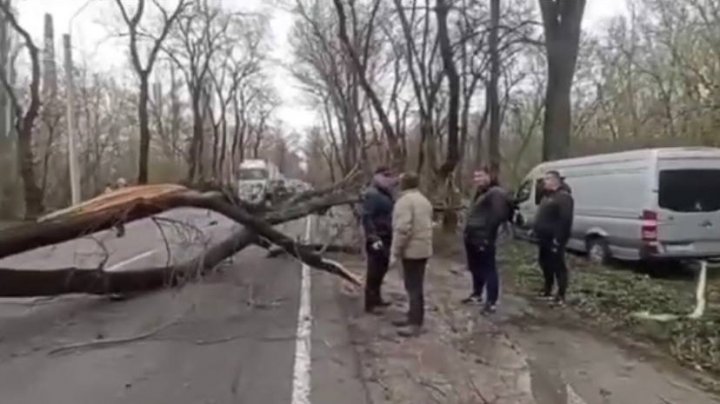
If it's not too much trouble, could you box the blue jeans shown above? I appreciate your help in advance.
[464,239,499,305]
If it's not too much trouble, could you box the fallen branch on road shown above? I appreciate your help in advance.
[48,312,185,356]
[0,184,362,297]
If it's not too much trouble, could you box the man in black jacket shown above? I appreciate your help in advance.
[463,167,512,313]
[361,167,398,313]
[534,170,574,305]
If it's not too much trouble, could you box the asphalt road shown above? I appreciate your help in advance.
[0,208,370,404]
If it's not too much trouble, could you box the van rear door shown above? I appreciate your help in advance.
[655,163,720,258]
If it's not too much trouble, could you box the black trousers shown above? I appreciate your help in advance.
[538,239,568,299]
[402,258,427,326]
[365,238,391,310]
[464,239,499,305]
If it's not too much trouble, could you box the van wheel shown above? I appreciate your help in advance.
[587,238,611,265]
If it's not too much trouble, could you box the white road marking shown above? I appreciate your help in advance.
[291,217,313,404]
[105,250,156,272]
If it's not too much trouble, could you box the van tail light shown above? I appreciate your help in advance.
[641,210,659,250]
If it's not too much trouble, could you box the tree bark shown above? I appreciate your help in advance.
[0,2,44,218]
[538,0,586,161]
[137,75,151,183]
[0,184,362,297]
[436,0,461,178]
[0,229,255,297]
[332,0,402,166]
[187,91,204,182]
[488,0,501,174]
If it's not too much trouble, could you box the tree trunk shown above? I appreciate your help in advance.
[211,120,220,179]
[0,229,255,297]
[219,108,228,181]
[137,75,151,184]
[0,184,362,297]
[538,0,586,161]
[488,0,501,174]
[436,0,460,178]
[17,125,43,218]
[187,91,203,182]
[542,63,573,161]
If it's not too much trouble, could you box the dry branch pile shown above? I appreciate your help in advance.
[0,183,362,297]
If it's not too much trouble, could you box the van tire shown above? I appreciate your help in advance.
[587,238,611,265]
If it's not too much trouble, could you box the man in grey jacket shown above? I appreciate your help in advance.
[389,173,434,337]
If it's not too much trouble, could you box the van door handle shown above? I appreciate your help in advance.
[701,220,713,228]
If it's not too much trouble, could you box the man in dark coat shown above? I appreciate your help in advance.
[361,167,398,313]
[463,167,512,314]
[534,170,574,305]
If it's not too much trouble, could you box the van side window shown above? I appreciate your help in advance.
[515,181,532,203]
[534,179,545,205]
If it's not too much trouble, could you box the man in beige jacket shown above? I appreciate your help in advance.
[390,172,434,337]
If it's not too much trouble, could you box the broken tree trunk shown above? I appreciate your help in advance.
[0,228,255,297]
[0,184,361,297]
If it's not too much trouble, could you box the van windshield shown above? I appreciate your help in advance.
[658,169,720,212]
[238,168,268,180]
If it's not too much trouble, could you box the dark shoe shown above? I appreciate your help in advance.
[482,303,497,315]
[461,295,483,305]
[397,325,422,338]
[392,319,410,327]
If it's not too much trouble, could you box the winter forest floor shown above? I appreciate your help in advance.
[330,232,720,404]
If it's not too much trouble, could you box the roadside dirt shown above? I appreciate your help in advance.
[335,245,720,404]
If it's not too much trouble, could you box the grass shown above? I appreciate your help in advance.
[500,241,720,376]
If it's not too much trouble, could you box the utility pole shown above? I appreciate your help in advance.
[63,33,80,205]
[63,0,95,205]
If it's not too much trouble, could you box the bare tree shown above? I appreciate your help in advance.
[0,2,44,217]
[164,1,237,183]
[435,0,460,178]
[114,0,188,184]
[332,0,402,165]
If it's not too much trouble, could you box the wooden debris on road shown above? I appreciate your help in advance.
[0,183,362,297]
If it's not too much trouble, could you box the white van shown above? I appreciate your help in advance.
[236,159,282,204]
[513,147,720,263]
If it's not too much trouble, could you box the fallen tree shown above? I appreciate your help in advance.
[0,183,362,297]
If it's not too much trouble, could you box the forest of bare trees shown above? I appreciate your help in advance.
[0,0,719,219]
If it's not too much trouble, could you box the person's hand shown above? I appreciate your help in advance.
[389,254,398,268]
[551,239,561,253]
[371,240,384,251]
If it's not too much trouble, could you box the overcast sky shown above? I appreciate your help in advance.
[15,0,628,132]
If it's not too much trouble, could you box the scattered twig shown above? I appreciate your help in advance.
[468,377,492,404]
[193,333,296,346]
[151,217,173,267]
[48,314,184,356]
